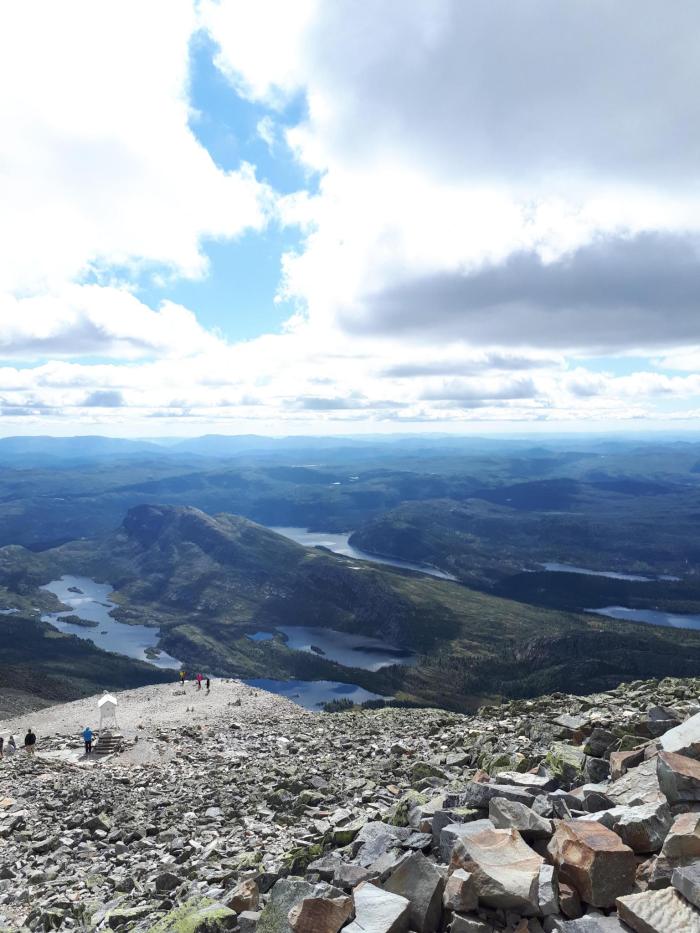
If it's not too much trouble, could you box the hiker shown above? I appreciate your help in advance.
[82,726,94,755]
[196,672,202,691]
[206,677,210,692]
[7,735,16,756]
[0,736,3,759]
[24,728,36,756]
[179,669,186,685]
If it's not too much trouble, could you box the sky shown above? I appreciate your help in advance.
[2,0,700,437]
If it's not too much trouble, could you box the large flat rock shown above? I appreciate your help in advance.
[606,758,664,807]
[451,824,543,912]
[617,886,700,933]
[659,710,700,759]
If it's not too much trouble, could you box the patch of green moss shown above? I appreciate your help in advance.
[147,898,237,933]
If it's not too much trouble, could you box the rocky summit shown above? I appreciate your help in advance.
[2,677,700,932]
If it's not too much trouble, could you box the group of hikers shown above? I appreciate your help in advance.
[0,726,92,758]
[1,673,210,762]
[0,728,35,758]
[179,670,210,692]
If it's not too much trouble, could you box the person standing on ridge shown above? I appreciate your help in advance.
[24,728,36,756]
[196,672,202,691]
[179,669,186,686]
[82,726,93,755]
[206,677,210,692]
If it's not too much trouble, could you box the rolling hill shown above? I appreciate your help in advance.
[3,504,700,711]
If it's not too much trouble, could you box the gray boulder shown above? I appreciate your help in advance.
[451,825,543,912]
[460,782,535,809]
[345,881,410,933]
[606,758,664,807]
[585,801,672,853]
[443,868,477,914]
[258,880,343,933]
[488,797,552,840]
[439,820,495,863]
[383,851,444,933]
[672,863,700,910]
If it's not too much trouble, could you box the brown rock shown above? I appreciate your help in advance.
[660,811,700,864]
[617,886,700,932]
[548,820,635,907]
[558,881,583,919]
[610,749,645,781]
[288,895,353,933]
[227,878,259,913]
[657,751,700,803]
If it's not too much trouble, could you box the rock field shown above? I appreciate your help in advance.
[2,676,700,932]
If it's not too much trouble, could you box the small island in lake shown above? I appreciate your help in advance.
[61,614,98,628]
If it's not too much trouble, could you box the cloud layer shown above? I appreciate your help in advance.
[2,1,700,431]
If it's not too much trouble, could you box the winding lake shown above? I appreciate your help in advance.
[270,527,456,580]
[41,575,181,669]
[245,678,385,711]
[587,606,700,630]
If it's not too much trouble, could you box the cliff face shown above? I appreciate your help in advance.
[2,675,700,932]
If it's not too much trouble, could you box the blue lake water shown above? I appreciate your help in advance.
[41,575,181,669]
[245,678,385,711]
[587,606,700,630]
[276,624,415,671]
[541,562,680,582]
[269,527,457,581]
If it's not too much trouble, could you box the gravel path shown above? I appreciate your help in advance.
[0,678,306,743]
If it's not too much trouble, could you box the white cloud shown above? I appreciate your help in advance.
[0,286,224,360]
[205,0,700,359]
[0,0,270,297]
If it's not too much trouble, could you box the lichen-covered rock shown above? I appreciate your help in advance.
[545,743,586,786]
[147,898,238,933]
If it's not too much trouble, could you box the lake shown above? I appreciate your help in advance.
[275,624,415,671]
[41,575,181,669]
[541,562,681,582]
[270,526,457,580]
[541,562,652,582]
[245,678,385,711]
[587,606,700,631]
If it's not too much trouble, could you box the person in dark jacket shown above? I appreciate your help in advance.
[24,728,36,756]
